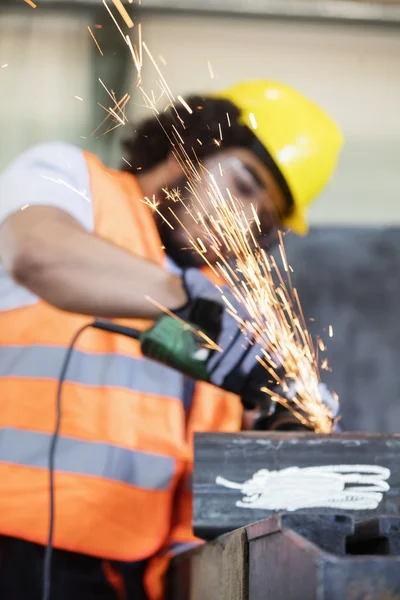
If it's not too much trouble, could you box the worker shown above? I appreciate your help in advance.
[0,81,342,600]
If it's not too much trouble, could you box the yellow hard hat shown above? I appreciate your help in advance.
[215,81,343,235]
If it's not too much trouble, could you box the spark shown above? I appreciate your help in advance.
[218,123,223,141]
[329,325,333,338]
[177,95,193,115]
[142,195,174,229]
[122,157,132,167]
[2,64,8,69]
[75,96,83,101]
[92,86,130,136]
[321,358,331,371]
[249,112,258,130]
[163,186,182,203]
[126,36,142,81]
[197,238,207,253]
[207,60,215,79]
[103,0,126,41]
[251,204,261,233]
[24,0,37,7]
[138,24,143,68]
[111,0,134,28]
[145,295,221,352]
[226,112,231,127]
[87,26,103,56]
[142,42,175,108]
[41,176,90,203]
[158,54,167,66]
[20,204,29,211]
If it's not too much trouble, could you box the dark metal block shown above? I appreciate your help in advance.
[247,514,400,600]
[194,432,400,539]
[167,513,400,600]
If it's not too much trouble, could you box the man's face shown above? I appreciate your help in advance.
[154,147,289,268]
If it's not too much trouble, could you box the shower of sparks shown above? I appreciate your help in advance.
[87,26,104,56]
[94,8,336,432]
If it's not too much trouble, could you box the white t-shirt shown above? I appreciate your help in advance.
[0,142,179,312]
[0,142,94,311]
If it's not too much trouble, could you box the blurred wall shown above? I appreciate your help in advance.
[0,11,92,165]
[1,9,399,226]
[130,14,400,226]
[0,9,129,170]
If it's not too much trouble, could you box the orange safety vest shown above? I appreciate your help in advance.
[0,152,243,573]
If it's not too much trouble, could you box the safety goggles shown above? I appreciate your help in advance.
[201,156,284,250]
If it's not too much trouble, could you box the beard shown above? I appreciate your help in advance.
[156,216,206,268]
[153,177,281,269]
[153,178,207,269]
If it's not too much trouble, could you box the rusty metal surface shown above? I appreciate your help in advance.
[193,432,400,539]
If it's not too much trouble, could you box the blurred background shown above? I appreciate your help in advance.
[1,0,400,431]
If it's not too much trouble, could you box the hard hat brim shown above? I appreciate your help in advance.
[283,209,309,236]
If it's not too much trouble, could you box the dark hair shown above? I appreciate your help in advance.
[122,96,255,172]
[122,95,293,214]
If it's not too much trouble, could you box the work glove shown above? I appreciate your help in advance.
[174,267,273,409]
[177,268,341,432]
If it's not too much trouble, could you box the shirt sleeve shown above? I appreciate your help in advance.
[0,141,94,231]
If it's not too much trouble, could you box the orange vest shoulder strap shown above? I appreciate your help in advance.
[83,151,165,266]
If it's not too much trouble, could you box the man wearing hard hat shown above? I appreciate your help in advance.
[0,81,342,600]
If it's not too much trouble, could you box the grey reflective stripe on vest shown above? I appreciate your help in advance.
[0,345,184,400]
[0,427,175,490]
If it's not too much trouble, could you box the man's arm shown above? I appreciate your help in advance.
[0,206,187,319]
[0,143,186,319]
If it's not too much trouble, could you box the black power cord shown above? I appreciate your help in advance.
[42,322,94,600]
[42,319,142,600]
